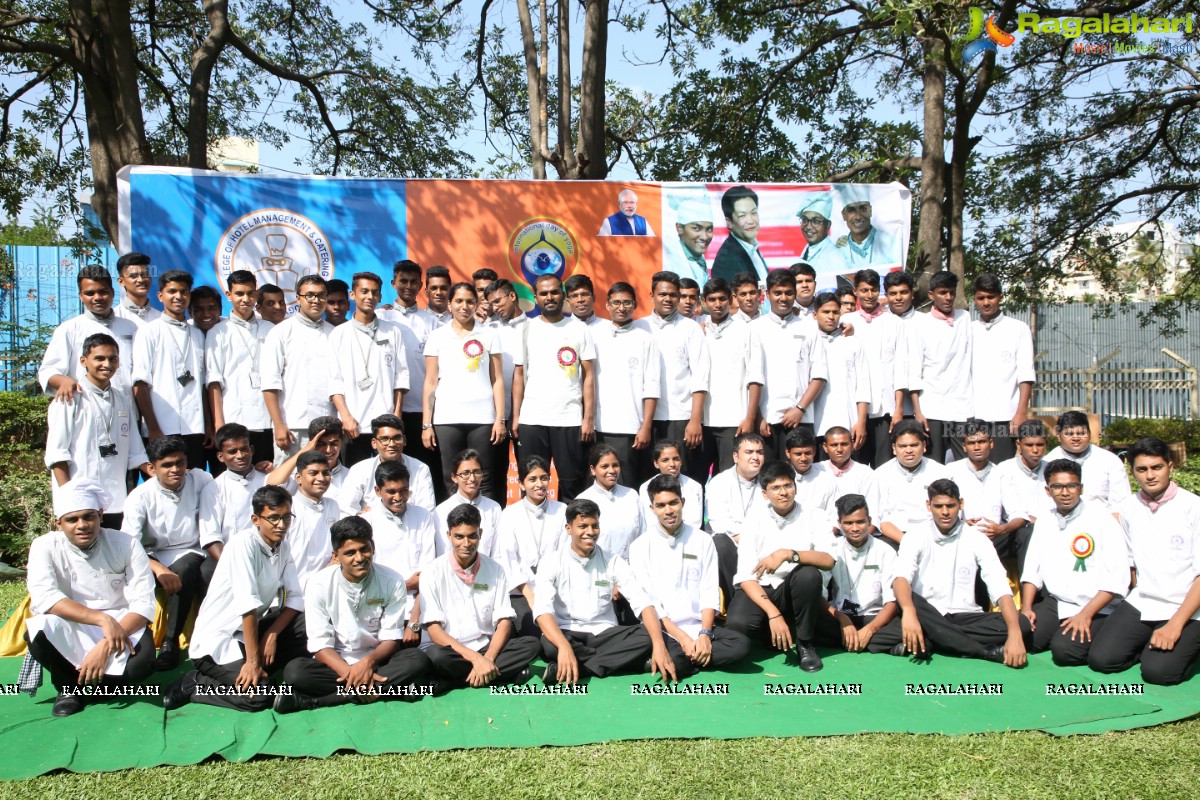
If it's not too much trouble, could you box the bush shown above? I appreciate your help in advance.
[0,391,49,451]
[0,391,51,565]
[1102,418,1200,452]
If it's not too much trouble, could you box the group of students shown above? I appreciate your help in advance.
[20,252,1200,718]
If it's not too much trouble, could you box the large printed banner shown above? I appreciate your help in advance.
[118,167,911,314]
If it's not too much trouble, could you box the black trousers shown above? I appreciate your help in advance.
[726,566,826,643]
[701,426,737,481]
[344,433,376,467]
[873,592,1031,658]
[541,625,652,678]
[510,594,539,638]
[859,416,894,469]
[160,553,216,642]
[282,648,432,706]
[489,438,513,505]
[425,635,542,684]
[596,431,650,489]
[926,419,966,464]
[975,522,1030,609]
[811,611,903,653]
[712,533,739,614]
[436,423,500,500]
[191,611,309,711]
[663,628,751,679]
[1028,595,1107,667]
[247,429,275,466]
[403,411,447,503]
[101,513,124,530]
[765,422,814,464]
[518,424,587,501]
[26,629,156,693]
[1088,601,1200,685]
[179,433,206,473]
[980,420,1016,463]
[653,419,706,486]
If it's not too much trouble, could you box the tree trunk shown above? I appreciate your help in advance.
[188,0,231,169]
[69,0,152,243]
[577,0,608,179]
[515,0,547,178]
[554,0,578,176]
[914,34,946,303]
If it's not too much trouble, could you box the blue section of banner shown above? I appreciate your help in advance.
[128,173,407,311]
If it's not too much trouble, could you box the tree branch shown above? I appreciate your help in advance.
[826,156,922,182]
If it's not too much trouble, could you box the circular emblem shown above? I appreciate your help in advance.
[627,356,640,371]
[1171,534,1185,549]
[1071,534,1094,559]
[1001,350,1015,363]
[214,208,335,314]
[464,339,485,359]
[956,566,973,584]
[506,217,580,316]
[384,352,394,367]
[120,422,129,436]
[557,346,579,368]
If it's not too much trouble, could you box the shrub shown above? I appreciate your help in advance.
[0,391,49,451]
[1102,418,1200,452]
[0,391,51,565]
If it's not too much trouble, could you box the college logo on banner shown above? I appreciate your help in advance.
[507,217,579,304]
[215,208,335,313]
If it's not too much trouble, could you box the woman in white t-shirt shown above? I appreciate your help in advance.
[422,282,507,499]
[577,444,645,560]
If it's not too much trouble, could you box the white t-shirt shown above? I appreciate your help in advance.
[424,323,501,425]
[516,316,596,427]
[132,317,206,435]
[329,318,412,425]
[593,319,661,435]
[260,315,336,431]
[204,316,275,430]
[971,313,1035,422]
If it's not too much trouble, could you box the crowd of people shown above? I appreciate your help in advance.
[21,252,1199,719]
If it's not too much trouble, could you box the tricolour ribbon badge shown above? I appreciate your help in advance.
[557,346,579,379]
[1071,533,1095,572]
[463,339,485,372]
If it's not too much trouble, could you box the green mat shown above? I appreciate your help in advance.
[0,645,1196,780]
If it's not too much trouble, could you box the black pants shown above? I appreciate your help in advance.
[766,422,814,464]
[981,420,1016,463]
[101,512,124,530]
[701,426,737,480]
[873,592,1030,658]
[974,521,1030,609]
[490,438,513,505]
[510,594,539,638]
[859,416,894,469]
[811,611,903,653]
[518,424,587,501]
[26,629,156,693]
[541,625,652,678]
[726,566,826,644]
[248,429,275,466]
[1088,601,1200,685]
[926,419,965,464]
[653,420,706,486]
[596,431,650,489]
[436,423,500,500]
[1028,595,1107,667]
[191,611,309,711]
[160,553,216,642]
[344,433,376,467]
[663,628,751,679]
[403,411,447,503]
[425,635,542,684]
[712,533,739,614]
[282,648,432,706]
[178,433,206,473]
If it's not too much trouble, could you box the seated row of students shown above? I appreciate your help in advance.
[24,435,1198,717]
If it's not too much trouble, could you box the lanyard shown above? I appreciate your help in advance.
[230,318,262,377]
[166,323,194,371]
[85,386,117,446]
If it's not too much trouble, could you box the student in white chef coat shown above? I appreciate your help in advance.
[204,269,276,459]
[286,451,341,590]
[111,252,162,329]
[577,444,646,562]
[704,432,768,604]
[45,333,150,530]
[1019,459,1129,666]
[842,268,908,468]
[1090,438,1200,685]
[24,480,157,717]
[1046,411,1132,515]
[277,516,432,712]
[496,456,567,636]
[132,269,207,469]
[198,423,269,560]
[907,270,972,464]
[162,485,308,711]
[813,426,876,505]
[433,449,503,559]
[638,441,704,530]
[698,277,763,481]
[872,420,949,549]
[970,274,1035,463]
[339,415,436,515]
[122,435,215,671]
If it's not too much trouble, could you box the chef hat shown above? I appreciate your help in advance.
[671,194,715,225]
[53,478,112,519]
[797,193,833,221]
[837,184,873,205]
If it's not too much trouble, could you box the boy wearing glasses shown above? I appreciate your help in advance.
[163,485,308,711]
[1046,410,1132,515]
[1019,459,1128,666]
[261,275,335,462]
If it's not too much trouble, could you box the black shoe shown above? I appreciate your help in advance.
[981,644,1006,664]
[428,680,451,698]
[542,662,558,687]
[52,692,84,717]
[511,667,532,685]
[797,641,823,673]
[154,641,181,672]
[889,643,908,657]
[273,690,319,714]
[162,670,197,710]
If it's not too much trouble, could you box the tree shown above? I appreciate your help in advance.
[1,0,472,244]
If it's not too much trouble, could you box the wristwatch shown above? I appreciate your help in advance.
[421,423,432,431]
[794,402,806,413]
[789,550,800,563]
[698,629,714,639]
[408,621,421,633]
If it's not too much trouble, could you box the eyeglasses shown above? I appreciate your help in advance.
[608,300,635,308]
[455,469,484,479]
[1048,482,1082,492]
[800,215,827,225]
[260,513,295,527]
[374,435,404,445]
[299,292,328,301]
[764,483,795,494]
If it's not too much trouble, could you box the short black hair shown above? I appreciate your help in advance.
[720,185,758,219]
[375,459,410,488]
[116,252,151,275]
[732,271,759,291]
[963,419,993,439]
[296,451,330,472]
[331,516,374,550]
[473,268,499,284]
[252,485,292,515]
[765,269,795,291]
[371,414,405,435]
[564,274,594,295]
[189,285,220,305]
[327,278,350,296]
[425,265,451,283]
[789,262,817,279]
[853,269,880,290]
[486,278,515,298]
[214,422,250,451]
[703,278,731,299]
[393,259,422,279]
[81,332,118,357]
[758,460,797,489]
[784,427,817,451]
[972,273,1003,295]
[307,415,344,440]
[813,290,839,310]
[446,503,482,530]
[891,419,927,445]
[77,265,113,289]
[926,478,961,501]
[650,271,680,291]
[733,431,765,452]
[607,281,636,300]
[147,435,187,463]
[1127,436,1172,465]
[1056,411,1090,432]
[835,493,869,519]
[227,270,257,290]
[258,283,284,298]
[296,274,327,293]
[1043,458,1082,483]
[647,473,682,501]
[824,425,851,440]
[678,277,700,292]
[882,271,914,290]
[1017,419,1047,440]
[350,273,382,290]
[928,271,959,292]
[565,498,601,524]
[158,269,193,291]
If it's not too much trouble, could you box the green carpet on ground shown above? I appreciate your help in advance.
[0,644,1196,780]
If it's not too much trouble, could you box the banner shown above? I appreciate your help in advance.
[118,167,911,314]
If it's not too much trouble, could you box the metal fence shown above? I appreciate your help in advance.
[1031,355,1199,421]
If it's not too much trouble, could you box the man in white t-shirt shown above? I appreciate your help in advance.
[908,271,972,464]
[1046,411,1132,515]
[699,277,763,480]
[511,274,596,501]
[970,274,1035,463]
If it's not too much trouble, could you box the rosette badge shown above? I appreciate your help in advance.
[1071,533,1095,572]
[463,339,485,372]
[557,346,579,378]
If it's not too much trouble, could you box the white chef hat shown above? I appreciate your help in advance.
[837,184,873,205]
[671,194,715,225]
[53,478,112,519]
[797,193,833,221]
